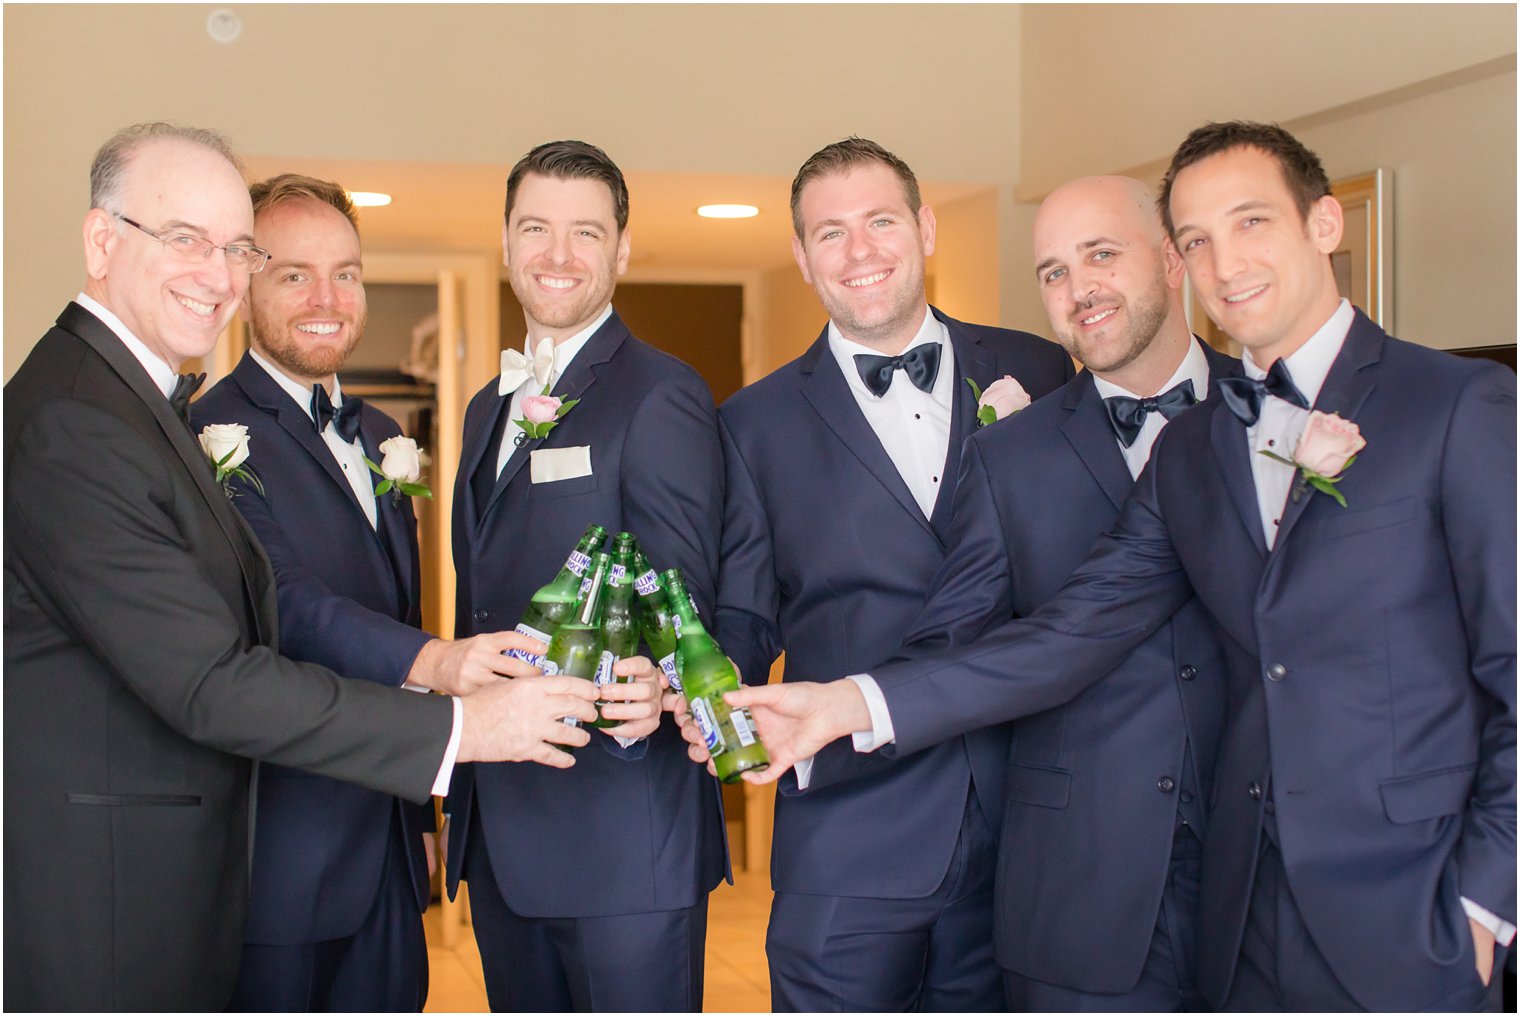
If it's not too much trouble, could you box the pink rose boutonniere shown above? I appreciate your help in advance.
[514,385,579,442]
[1261,410,1365,507]
[965,375,1032,427]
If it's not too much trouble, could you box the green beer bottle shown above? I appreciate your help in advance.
[632,549,681,693]
[662,569,769,783]
[509,523,607,667]
[543,551,615,733]
[601,533,641,678]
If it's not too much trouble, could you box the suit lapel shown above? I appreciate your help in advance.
[1210,400,1270,561]
[483,312,631,523]
[796,328,937,542]
[62,304,276,641]
[930,310,995,535]
[1062,372,1134,512]
[1271,312,1384,550]
[358,417,414,616]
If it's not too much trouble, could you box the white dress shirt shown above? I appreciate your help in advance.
[495,304,612,478]
[1093,337,1214,480]
[247,347,378,530]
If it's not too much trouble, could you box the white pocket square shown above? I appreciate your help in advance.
[531,445,593,483]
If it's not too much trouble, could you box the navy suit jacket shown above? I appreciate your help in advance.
[194,352,435,944]
[714,307,1073,897]
[447,310,727,918]
[873,312,1516,1011]
[899,340,1234,990]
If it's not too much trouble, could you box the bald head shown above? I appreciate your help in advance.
[1031,175,1190,394]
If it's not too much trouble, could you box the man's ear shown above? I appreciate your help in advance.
[82,208,116,280]
[1306,193,1344,254]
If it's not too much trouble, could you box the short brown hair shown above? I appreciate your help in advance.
[249,173,359,231]
[90,122,241,213]
[790,137,921,239]
[1158,121,1330,238]
[504,140,629,232]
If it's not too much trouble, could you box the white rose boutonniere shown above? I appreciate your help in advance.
[965,375,1032,427]
[1260,410,1365,507]
[364,436,433,504]
[198,423,264,498]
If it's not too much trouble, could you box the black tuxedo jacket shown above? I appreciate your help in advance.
[874,312,1516,1010]
[713,306,1074,897]
[193,352,435,945]
[3,304,452,1010]
[899,340,1235,990]
[447,309,727,917]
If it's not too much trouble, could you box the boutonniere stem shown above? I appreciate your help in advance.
[965,375,1031,427]
[198,423,264,498]
[1259,410,1365,508]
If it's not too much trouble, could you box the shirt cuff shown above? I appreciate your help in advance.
[1462,896,1518,946]
[430,696,464,797]
[794,756,815,790]
[614,734,646,750]
[846,674,895,752]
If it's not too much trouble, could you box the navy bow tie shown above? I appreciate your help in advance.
[853,342,942,398]
[1103,379,1198,448]
[311,384,363,442]
[1217,358,1309,426]
[168,371,205,430]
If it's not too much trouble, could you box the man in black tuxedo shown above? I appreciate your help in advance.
[3,123,654,1011]
[447,140,727,1012]
[711,137,1072,1011]
[728,122,1516,1012]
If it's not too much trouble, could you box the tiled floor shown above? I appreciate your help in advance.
[422,868,773,1013]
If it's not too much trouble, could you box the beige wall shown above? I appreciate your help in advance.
[753,260,826,384]
[926,189,1002,328]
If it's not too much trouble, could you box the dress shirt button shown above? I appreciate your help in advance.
[1266,663,1287,682]
[1248,781,1263,801]
[473,609,489,623]
[1157,776,1176,793]
[1179,664,1197,681]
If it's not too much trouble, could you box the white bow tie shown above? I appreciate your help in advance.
[499,336,557,396]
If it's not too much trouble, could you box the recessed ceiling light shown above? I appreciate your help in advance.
[348,191,392,208]
[697,204,759,219]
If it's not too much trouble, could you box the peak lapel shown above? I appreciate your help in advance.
[1210,401,1270,561]
[1062,373,1134,512]
[796,330,936,542]
[930,311,994,534]
[358,417,414,617]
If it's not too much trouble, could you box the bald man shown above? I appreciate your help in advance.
[879,176,1239,1008]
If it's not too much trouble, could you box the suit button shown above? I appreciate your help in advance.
[1180,790,1194,804]
[1264,800,1276,815]
[1157,776,1176,793]
[1179,664,1197,681]
[474,609,489,622]
[1248,781,1263,801]
[1266,663,1287,682]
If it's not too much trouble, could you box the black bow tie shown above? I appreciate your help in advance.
[853,342,941,398]
[311,384,363,442]
[1103,379,1198,448]
[168,371,205,430]
[1217,358,1310,427]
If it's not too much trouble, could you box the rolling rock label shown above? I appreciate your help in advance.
[567,551,592,576]
[690,697,724,754]
[594,651,615,687]
[660,653,682,694]
[507,622,551,667]
[730,707,758,746]
[634,569,660,596]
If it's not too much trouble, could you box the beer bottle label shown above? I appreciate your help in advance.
[672,614,682,638]
[541,658,560,676]
[593,651,615,687]
[659,652,682,693]
[567,550,592,577]
[561,715,580,729]
[691,697,724,754]
[609,564,627,586]
[506,621,551,667]
[634,569,660,596]
[731,707,759,747]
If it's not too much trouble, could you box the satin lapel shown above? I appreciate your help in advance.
[1272,312,1384,551]
[1062,373,1134,512]
[796,330,936,541]
[486,312,631,520]
[1210,401,1269,561]
[358,418,413,617]
[930,311,994,534]
[63,305,275,641]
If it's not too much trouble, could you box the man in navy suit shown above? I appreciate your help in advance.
[729,122,1516,1012]
[447,140,727,1012]
[197,174,600,1010]
[890,174,1233,1011]
[712,137,1073,1011]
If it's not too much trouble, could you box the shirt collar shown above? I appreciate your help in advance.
[75,291,177,399]
[248,346,347,422]
[827,305,947,401]
[1241,298,1354,406]
[1092,335,1213,403]
[533,303,613,384]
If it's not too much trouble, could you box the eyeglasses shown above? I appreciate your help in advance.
[115,214,270,273]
